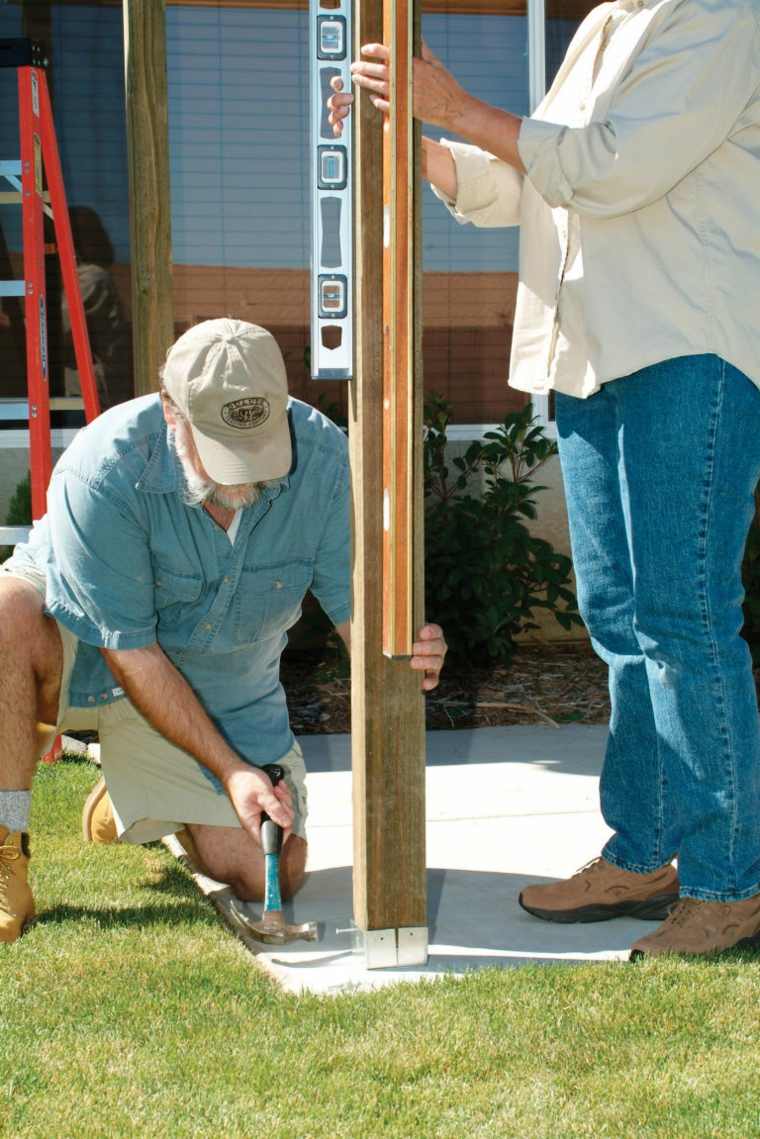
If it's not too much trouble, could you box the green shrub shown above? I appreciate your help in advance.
[0,473,31,563]
[423,395,582,664]
[6,472,31,528]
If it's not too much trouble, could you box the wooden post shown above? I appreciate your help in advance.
[349,0,427,961]
[123,0,173,396]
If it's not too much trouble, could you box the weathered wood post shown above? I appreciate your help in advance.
[348,0,427,966]
[123,0,174,396]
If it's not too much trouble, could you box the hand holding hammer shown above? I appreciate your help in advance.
[230,764,320,945]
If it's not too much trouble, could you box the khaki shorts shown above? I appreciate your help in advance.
[2,559,309,844]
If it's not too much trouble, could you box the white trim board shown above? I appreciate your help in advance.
[0,428,81,449]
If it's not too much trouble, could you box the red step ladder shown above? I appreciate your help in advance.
[0,38,101,534]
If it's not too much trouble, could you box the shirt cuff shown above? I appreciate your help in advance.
[46,599,157,651]
[430,138,506,220]
[517,117,574,209]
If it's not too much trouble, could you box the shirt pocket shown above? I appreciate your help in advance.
[233,560,313,645]
[153,560,204,629]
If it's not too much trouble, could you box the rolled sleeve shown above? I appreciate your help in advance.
[519,0,760,218]
[517,118,576,208]
[430,138,524,228]
[310,458,351,627]
[45,470,157,650]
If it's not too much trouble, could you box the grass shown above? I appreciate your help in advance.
[2,762,760,1138]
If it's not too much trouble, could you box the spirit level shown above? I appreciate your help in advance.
[310,0,353,379]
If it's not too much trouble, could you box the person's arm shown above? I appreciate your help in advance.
[329,48,524,228]
[335,621,351,655]
[342,7,760,219]
[343,41,525,172]
[516,3,760,218]
[102,642,293,837]
[422,137,457,201]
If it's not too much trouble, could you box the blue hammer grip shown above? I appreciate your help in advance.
[261,764,285,911]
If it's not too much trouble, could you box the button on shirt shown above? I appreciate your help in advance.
[433,0,760,398]
[12,395,351,766]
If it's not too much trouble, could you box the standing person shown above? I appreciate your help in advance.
[331,0,760,958]
[61,206,131,410]
[0,318,447,943]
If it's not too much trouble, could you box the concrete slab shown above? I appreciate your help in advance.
[179,726,658,994]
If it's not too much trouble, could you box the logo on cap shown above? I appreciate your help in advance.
[221,397,271,430]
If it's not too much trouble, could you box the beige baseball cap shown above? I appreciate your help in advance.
[162,318,292,484]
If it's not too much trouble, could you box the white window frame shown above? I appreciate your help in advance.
[450,0,556,442]
[0,428,80,450]
[0,399,81,451]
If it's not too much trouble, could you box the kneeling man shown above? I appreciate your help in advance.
[0,318,446,941]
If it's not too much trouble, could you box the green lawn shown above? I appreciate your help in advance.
[2,760,760,1138]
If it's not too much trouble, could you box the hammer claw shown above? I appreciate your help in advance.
[229,898,321,945]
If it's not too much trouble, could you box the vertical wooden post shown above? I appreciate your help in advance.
[123,0,173,396]
[382,0,415,658]
[349,0,427,958]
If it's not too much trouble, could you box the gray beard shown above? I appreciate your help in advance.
[169,426,264,510]
[207,483,263,510]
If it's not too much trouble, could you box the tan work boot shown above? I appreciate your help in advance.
[630,895,760,959]
[519,857,679,923]
[0,827,35,943]
[82,777,117,844]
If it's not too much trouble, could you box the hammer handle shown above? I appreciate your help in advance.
[260,765,285,907]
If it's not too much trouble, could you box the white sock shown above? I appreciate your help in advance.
[0,790,31,833]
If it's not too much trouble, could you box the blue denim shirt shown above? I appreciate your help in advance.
[15,394,350,766]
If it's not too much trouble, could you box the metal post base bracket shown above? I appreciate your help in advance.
[341,924,429,969]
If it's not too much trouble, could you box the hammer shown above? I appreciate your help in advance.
[230,763,320,946]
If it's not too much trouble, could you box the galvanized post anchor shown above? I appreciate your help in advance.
[337,923,429,969]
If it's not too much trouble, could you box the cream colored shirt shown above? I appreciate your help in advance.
[434,0,760,398]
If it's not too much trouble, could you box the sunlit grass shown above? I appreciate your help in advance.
[1,761,759,1138]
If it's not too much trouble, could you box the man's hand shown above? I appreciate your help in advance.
[335,621,447,690]
[411,623,447,691]
[224,765,294,844]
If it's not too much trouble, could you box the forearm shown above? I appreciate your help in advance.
[102,643,248,786]
[421,137,457,201]
[443,94,525,175]
[335,620,351,655]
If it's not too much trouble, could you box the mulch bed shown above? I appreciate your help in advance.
[281,638,613,734]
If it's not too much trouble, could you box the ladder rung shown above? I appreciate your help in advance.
[0,281,25,297]
[50,398,85,411]
[0,161,22,177]
[0,191,50,205]
[0,526,31,546]
[0,397,85,420]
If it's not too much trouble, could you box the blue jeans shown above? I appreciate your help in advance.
[555,355,760,901]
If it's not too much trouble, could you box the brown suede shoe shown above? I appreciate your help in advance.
[630,894,760,959]
[0,827,35,943]
[519,857,679,923]
[82,777,117,844]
